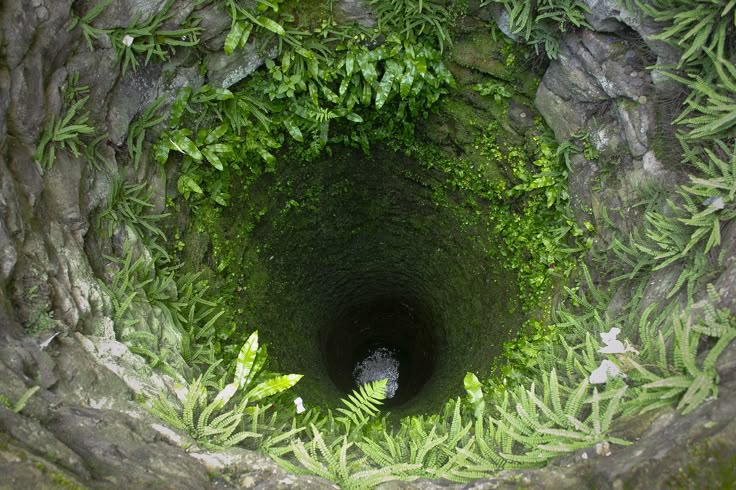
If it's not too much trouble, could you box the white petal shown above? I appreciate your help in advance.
[122,35,135,47]
[590,360,624,384]
[590,364,609,384]
[705,196,725,210]
[602,359,621,377]
[600,327,621,345]
[294,397,305,414]
[598,339,626,354]
[624,340,640,354]
[213,382,238,407]
[173,382,188,402]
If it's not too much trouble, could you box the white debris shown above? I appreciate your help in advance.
[294,397,305,414]
[596,441,611,456]
[598,327,638,354]
[213,382,238,407]
[38,332,59,349]
[705,196,725,210]
[590,360,625,384]
[173,382,188,402]
[122,35,135,47]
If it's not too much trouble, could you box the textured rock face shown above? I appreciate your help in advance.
[0,0,332,486]
[0,0,735,488]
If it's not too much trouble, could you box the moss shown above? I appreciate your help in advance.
[451,32,516,80]
[285,0,334,29]
[665,439,736,489]
[175,141,535,413]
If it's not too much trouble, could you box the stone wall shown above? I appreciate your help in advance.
[1,0,735,488]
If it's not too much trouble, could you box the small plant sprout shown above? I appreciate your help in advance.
[464,372,485,418]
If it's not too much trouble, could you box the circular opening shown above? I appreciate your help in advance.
[323,296,437,407]
[246,145,523,413]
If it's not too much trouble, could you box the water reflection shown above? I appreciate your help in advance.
[353,346,400,398]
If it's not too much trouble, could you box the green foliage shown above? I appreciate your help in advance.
[335,379,387,433]
[109,0,202,75]
[66,0,113,50]
[625,306,735,416]
[97,177,169,241]
[481,0,592,58]
[128,95,167,170]
[34,95,96,171]
[100,0,736,486]
[490,375,629,466]
[155,26,454,203]
[369,0,454,53]
[98,241,160,327]
[472,80,513,104]
[677,139,736,254]
[663,58,736,141]
[464,372,485,418]
[223,0,292,55]
[440,122,589,307]
[0,386,40,414]
[147,331,302,449]
[639,0,736,68]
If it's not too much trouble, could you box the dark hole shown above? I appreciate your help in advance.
[323,296,437,408]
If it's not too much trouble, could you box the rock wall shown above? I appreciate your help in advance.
[0,0,735,488]
[0,0,337,487]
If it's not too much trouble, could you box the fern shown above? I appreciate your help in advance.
[34,95,96,170]
[369,0,454,53]
[109,0,202,75]
[66,0,113,51]
[147,333,302,449]
[0,386,40,414]
[128,94,167,170]
[663,60,736,141]
[97,177,169,241]
[625,308,735,416]
[481,0,592,59]
[336,379,387,433]
[639,0,736,67]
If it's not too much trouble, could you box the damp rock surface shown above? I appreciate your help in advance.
[242,146,522,413]
[0,0,735,488]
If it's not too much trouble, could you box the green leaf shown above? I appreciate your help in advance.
[235,331,259,388]
[464,372,485,418]
[283,119,304,142]
[358,52,378,84]
[415,58,427,75]
[246,374,302,402]
[224,21,245,55]
[375,60,400,110]
[400,65,415,98]
[346,113,363,123]
[257,16,285,36]
[260,149,276,171]
[169,88,192,127]
[169,132,202,160]
[345,52,356,76]
[154,141,171,165]
[206,143,233,154]
[361,82,372,106]
[202,147,223,170]
[295,47,315,60]
[205,125,229,145]
[177,175,203,197]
